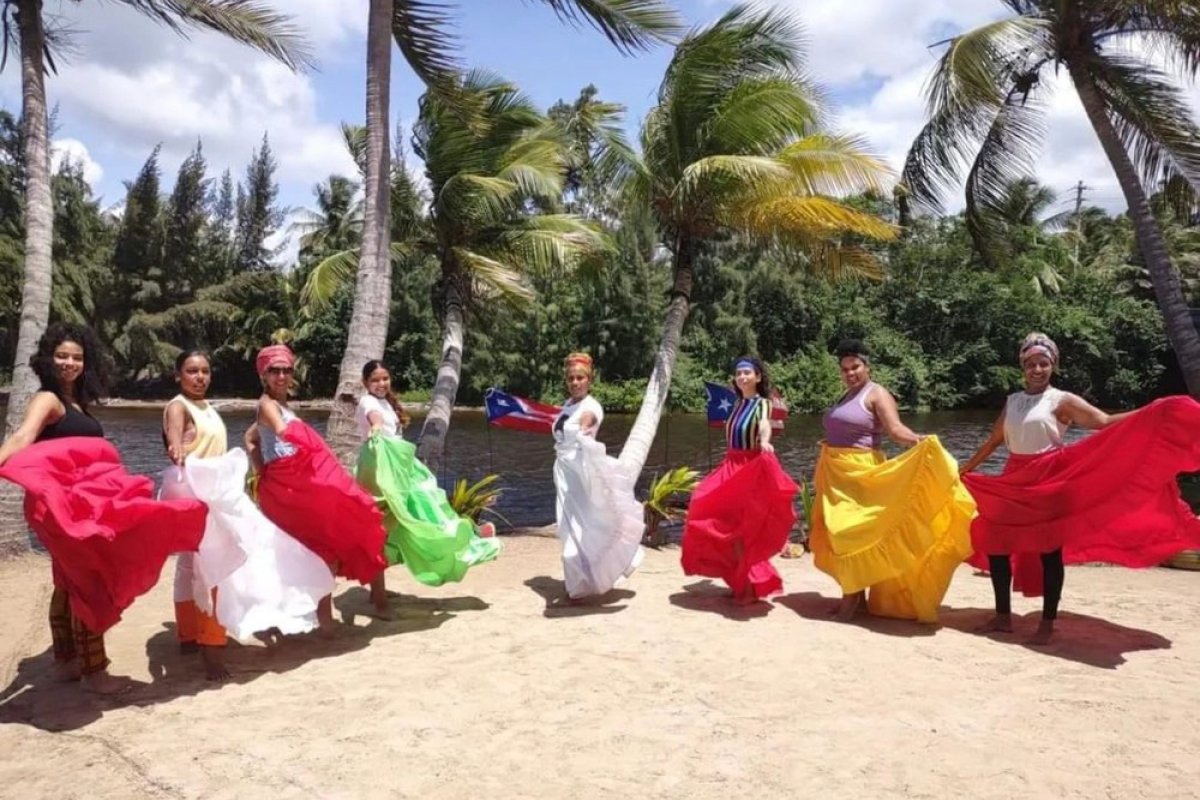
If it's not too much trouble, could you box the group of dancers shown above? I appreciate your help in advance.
[1,325,1199,695]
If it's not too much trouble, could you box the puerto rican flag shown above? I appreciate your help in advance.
[705,382,788,434]
[484,388,562,435]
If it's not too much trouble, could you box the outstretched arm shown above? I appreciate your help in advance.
[1057,393,1136,431]
[960,406,1006,475]
[164,401,189,465]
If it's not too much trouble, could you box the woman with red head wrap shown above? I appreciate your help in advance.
[961,332,1200,643]
[245,344,386,629]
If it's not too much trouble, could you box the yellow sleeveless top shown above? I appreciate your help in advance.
[168,395,228,459]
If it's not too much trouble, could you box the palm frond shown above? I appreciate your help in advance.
[676,154,792,209]
[115,0,313,70]
[1086,53,1200,186]
[705,76,820,153]
[902,15,1051,212]
[775,133,893,196]
[533,0,683,54]
[299,248,357,314]
[392,0,460,85]
[453,247,536,304]
[805,242,886,282]
[738,194,900,243]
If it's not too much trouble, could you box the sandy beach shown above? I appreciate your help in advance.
[1,535,1198,800]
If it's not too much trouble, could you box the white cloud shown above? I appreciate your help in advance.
[757,0,1198,215]
[51,137,103,185]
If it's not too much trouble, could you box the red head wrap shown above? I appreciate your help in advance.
[563,352,593,376]
[256,344,296,376]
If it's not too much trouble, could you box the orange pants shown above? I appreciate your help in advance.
[175,589,227,647]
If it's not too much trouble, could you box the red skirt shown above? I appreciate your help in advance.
[0,437,206,634]
[681,449,798,598]
[257,419,386,584]
[963,396,1200,596]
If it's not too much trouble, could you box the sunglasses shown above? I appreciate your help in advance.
[266,366,295,376]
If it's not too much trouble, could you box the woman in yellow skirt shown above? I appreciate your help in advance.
[810,340,975,622]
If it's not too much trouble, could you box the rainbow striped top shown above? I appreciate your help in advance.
[726,395,766,450]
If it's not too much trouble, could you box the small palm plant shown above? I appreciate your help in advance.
[448,474,508,528]
[642,466,701,548]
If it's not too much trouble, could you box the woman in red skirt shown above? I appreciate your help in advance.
[681,357,798,603]
[960,332,1200,643]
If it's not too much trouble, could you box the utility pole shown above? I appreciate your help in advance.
[1072,180,1088,264]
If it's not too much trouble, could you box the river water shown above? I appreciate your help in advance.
[85,406,1038,529]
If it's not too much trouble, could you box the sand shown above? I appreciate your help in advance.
[1,536,1198,800]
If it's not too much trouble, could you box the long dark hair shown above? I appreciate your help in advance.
[361,360,412,427]
[175,349,210,374]
[30,322,109,411]
[731,355,771,399]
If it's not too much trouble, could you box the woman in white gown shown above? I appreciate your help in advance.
[552,352,645,599]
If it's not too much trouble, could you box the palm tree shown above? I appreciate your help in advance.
[616,5,897,474]
[322,0,683,461]
[901,0,1200,397]
[0,0,310,546]
[412,71,607,467]
[292,174,363,263]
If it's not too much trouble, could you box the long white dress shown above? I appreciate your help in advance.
[160,449,335,640]
[553,395,645,598]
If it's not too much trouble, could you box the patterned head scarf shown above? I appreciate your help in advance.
[256,344,296,376]
[1019,332,1059,366]
[563,352,593,377]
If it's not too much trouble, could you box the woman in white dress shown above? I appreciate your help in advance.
[552,352,645,600]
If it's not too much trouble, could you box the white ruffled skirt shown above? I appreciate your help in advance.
[160,449,335,641]
[553,436,645,598]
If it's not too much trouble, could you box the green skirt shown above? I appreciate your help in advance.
[356,435,501,585]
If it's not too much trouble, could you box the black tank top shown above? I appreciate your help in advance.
[36,398,104,442]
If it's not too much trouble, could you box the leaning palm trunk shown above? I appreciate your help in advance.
[1,0,54,548]
[325,0,396,464]
[617,246,695,475]
[1068,60,1200,399]
[416,282,466,471]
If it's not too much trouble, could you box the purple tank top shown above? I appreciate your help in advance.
[823,381,882,449]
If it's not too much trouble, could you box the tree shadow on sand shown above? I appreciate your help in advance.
[0,588,489,732]
[668,580,772,621]
[524,576,633,618]
[938,607,1172,669]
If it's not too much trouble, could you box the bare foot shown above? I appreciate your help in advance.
[834,592,865,622]
[52,661,81,683]
[179,641,200,655]
[1028,620,1055,645]
[976,614,1014,634]
[201,647,231,683]
[81,671,132,696]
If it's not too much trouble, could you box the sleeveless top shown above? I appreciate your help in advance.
[823,381,883,449]
[726,396,766,451]
[36,396,103,441]
[166,394,228,459]
[258,402,298,464]
[554,395,604,445]
[1004,387,1068,455]
[356,394,400,440]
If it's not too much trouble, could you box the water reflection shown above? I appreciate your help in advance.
[92,406,1082,529]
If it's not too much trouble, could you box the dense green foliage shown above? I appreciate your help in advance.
[0,91,1195,412]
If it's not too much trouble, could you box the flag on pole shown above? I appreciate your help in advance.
[484,388,561,435]
[704,381,737,428]
[769,388,789,436]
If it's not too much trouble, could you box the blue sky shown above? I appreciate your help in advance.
[0,0,1172,259]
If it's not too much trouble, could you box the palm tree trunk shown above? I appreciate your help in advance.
[1,0,53,551]
[617,240,695,474]
[416,280,465,471]
[324,0,395,464]
[1067,58,1200,398]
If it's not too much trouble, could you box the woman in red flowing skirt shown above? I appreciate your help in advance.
[0,324,205,694]
[682,357,798,603]
[245,344,386,631]
[960,332,1200,643]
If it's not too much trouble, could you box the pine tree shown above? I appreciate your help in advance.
[111,146,164,317]
[162,142,209,307]
[235,133,283,272]
[203,168,236,283]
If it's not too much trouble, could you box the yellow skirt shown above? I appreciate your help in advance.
[809,436,975,622]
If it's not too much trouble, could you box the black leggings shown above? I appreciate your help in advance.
[988,549,1064,621]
